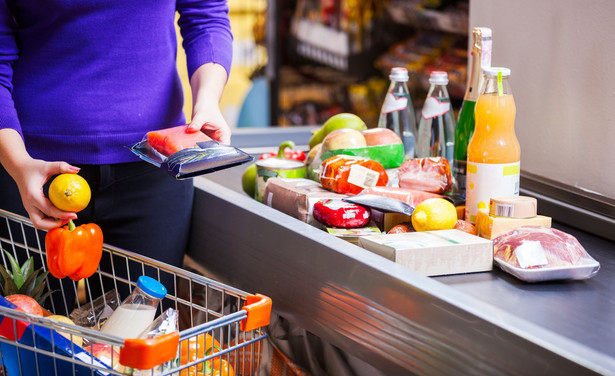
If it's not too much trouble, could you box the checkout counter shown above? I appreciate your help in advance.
[187,127,615,375]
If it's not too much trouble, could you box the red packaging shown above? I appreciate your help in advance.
[398,157,453,194]
[313,199,371,228]
[320,155,388,195]
[359,186,443,207]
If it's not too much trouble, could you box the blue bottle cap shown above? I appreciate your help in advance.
[136,276,167,299]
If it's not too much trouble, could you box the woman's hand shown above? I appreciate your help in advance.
[14,158,80,230]
[0,129,78,230]
[186,63,231,144]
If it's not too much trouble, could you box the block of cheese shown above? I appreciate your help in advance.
[476,209,552,240]
[359,229,493,277]
[263,178,348,226]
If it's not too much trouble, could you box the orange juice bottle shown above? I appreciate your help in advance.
[465,67,520,223]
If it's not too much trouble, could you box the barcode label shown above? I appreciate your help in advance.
[347,165,379,188]
[494,203,514,217]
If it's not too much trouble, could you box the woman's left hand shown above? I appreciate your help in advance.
[186,63,231,145]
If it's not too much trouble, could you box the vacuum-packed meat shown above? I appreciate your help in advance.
[494,226,594,269]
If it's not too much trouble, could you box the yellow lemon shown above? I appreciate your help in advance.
[411,198,458,232]
[49,174,91,212]
[48,315,83,347]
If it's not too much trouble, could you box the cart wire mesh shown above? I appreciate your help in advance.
[0,209,269,375]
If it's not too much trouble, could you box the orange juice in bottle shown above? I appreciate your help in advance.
[465,67,520,223]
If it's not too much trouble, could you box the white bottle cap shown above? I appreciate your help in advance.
[429,71,448,85]
[484,67,511,77]
[389,67,409,82]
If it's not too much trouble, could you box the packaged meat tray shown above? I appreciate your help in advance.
[493,226,600,282]
[129,125,253,179]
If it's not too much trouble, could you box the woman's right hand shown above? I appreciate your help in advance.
[13,158,80,230]
[0,128,79,230]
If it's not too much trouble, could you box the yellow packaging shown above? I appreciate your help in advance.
[476,209,552,240]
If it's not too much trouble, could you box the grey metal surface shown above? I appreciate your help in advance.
[189,166,615,375]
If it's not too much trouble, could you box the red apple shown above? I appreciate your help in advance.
[6,294,43,316]
[321,128,366,154]
[363,128,402,146]
[89,343,120,368]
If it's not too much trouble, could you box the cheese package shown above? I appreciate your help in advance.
[359,229,493,277]
[476,209,552,240]
[263,178,348,226]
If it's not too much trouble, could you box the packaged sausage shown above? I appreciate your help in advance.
[319,155,388,195]
[359,186,443,207]
[313,199,371,228]
[493,226,600,282]
[398,157,453,194]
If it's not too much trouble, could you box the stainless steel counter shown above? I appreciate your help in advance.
[187,128,615,375]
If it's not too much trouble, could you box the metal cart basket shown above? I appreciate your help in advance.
[0,209,272,375]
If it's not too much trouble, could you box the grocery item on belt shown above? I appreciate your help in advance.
[262,178,348,226]
[129,125,253,179]
[359,229,493,276]
[387,222,413,234]
[359,186,443,207]
[313,199,371,228]
[398,157,453,194]
[493,226,600,282]
[489,195,537,218]
[320,155,388,195]
[343,194,414,216]
[476,209,552,240]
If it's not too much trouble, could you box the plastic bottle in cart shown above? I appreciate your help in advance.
[465,67,521,223]
[377,67,418,160]
[100,276,167,339]
[416,71,456,165]
[453,27,492,198]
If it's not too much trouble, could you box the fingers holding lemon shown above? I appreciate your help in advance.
[48,173,91,212]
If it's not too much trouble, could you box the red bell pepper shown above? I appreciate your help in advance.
[258,141,306,162]
[45,220,103,281]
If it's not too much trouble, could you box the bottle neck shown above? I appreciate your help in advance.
[465,30,492,102]
[481,76,512,96]
[464,49,483,102]
[124,287,160,307]
[427,83,450,100]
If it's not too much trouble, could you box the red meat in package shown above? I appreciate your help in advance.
[398,157,453,194]
[319,155,388,195]
[313,199,370,228]
[493,226,600,282]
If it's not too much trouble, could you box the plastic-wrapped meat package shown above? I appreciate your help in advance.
[493,226,600,282]
[320,155,388,195]
[398,157,453,194]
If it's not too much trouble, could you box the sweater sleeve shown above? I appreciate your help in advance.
[0,2,20,136]
[176,0,233,79]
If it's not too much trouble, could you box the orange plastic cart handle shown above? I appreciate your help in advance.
[119,331,180,370]
[240,293,272,332]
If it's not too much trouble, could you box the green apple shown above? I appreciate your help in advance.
[308,113,367,149]
[241,163,257,198]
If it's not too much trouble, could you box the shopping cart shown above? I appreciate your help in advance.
[0,209,271,375]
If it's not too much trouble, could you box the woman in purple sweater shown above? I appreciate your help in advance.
[0,1,233,313]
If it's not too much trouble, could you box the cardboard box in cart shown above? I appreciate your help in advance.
[359,229,493,276]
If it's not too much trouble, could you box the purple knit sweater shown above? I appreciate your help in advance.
[0,1,232,164]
